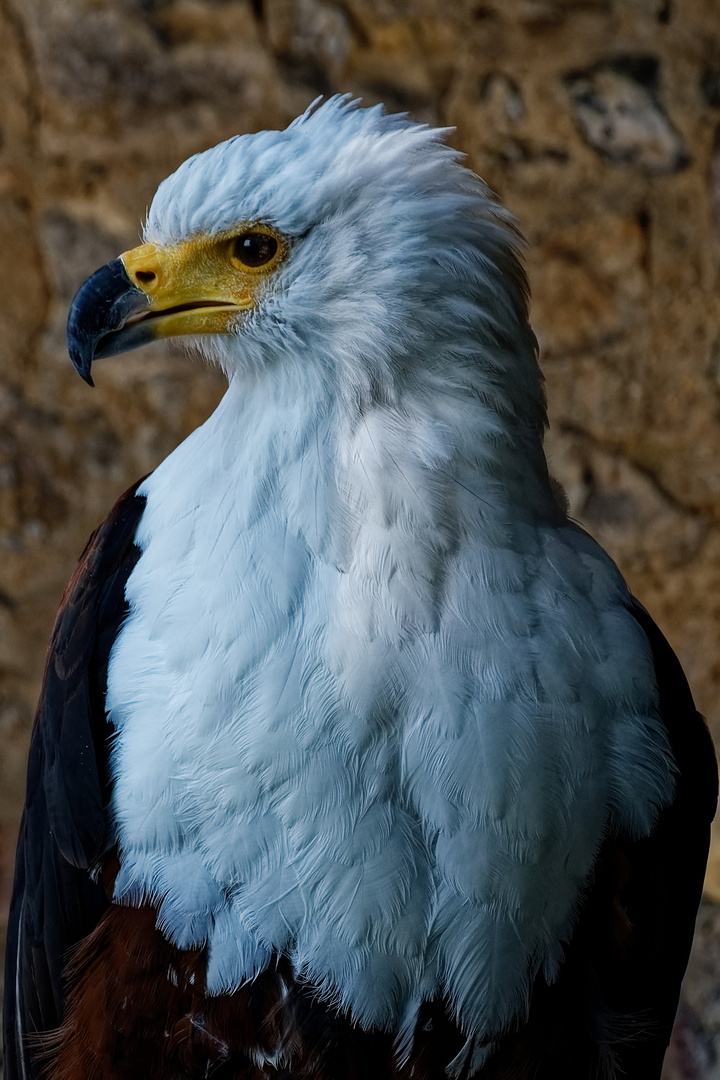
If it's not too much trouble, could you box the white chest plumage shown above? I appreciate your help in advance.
[107,375,674,1041]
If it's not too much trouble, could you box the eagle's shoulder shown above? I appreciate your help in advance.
[3,480,147,1080]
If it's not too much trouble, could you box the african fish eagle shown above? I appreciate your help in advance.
[4,96,717,1080]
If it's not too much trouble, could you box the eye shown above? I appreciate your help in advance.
[231,232,279,268]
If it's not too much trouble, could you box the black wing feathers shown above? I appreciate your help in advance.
[3,482,147,1080]
[607,600,718,1077]
[40,484,146,868]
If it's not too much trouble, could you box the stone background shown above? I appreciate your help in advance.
[1,0,720,1074]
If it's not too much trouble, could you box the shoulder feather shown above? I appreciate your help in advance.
[3,481,147,1080]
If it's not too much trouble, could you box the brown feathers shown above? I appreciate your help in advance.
[36,832,677,1080]
[44,901,283,1080]
[43,899,393,1080]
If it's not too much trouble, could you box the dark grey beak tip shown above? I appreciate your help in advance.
[67,336,95,387]
[66,258,148,384]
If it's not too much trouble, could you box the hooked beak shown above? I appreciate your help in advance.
[67,260,152,386]
[66,238,260,386]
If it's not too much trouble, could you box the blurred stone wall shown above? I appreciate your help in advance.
[1,0,719,1075]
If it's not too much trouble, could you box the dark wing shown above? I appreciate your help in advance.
[477,598,718,1080]
[3,482,147,1080]
[606,600,718,1077]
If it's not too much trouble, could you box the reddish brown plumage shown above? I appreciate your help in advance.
[37,834,681,1080]
[43,900,393,1080]
[41,856,381,1080]
[46,903,207,1080]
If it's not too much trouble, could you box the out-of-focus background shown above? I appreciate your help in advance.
[1,0,719,1074]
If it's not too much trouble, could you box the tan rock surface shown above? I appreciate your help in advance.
[1,0,719,1073]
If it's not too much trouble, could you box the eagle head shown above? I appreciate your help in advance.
[67,96,542,431]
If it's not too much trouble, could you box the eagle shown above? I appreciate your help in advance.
[4,97,717,1080]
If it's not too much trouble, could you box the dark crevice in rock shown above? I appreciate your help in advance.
[275,57,335,98]
[353,81,435,117]
[657,0,672,24]
[557,421,713,525]
[495,139,569,166]
[0,588,17,611]
[711,124,720,258]
[605,55,660,92]
[636,207,651,277]
[701,66,720,109]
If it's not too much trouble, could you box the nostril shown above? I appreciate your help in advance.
[135,270,156,285]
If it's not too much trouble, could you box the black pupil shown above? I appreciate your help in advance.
[234,233,278,267]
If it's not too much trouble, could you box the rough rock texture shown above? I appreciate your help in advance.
[1,0,719,1075]
[663,902,720,1080]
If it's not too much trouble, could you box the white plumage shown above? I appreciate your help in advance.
[104,97,674,1044]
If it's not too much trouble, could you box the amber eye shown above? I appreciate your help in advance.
[231,232,279,268]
